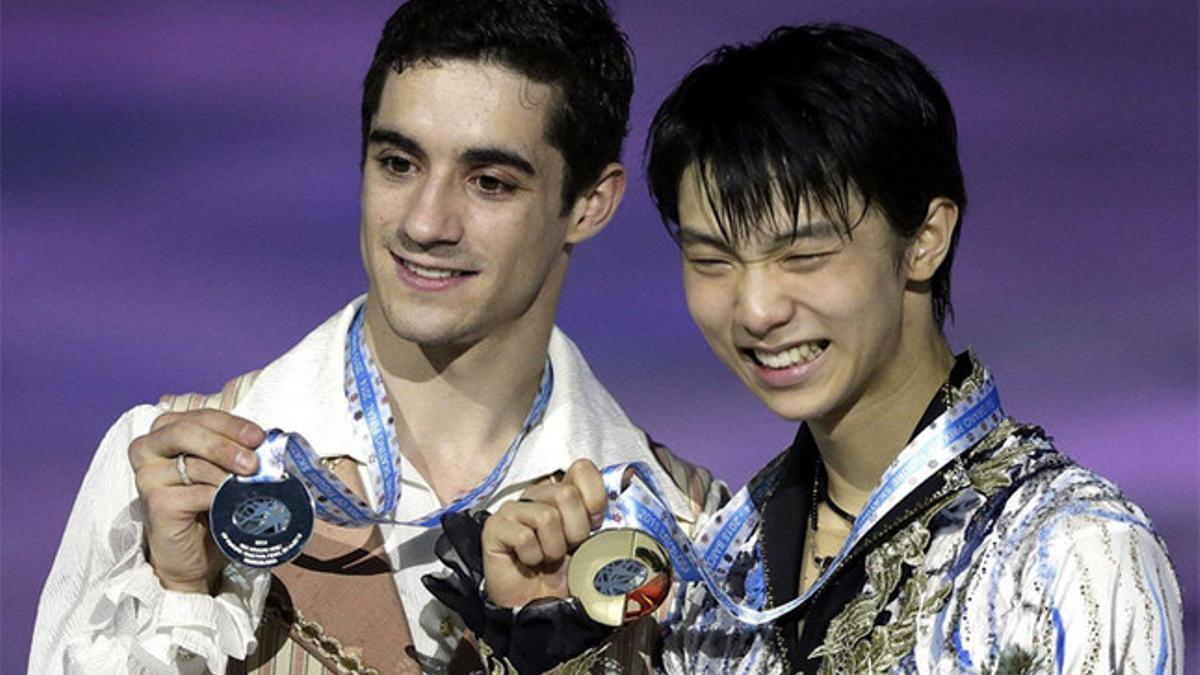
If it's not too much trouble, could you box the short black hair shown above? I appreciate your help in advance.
[362,0,633,211]
[646,24,966,327]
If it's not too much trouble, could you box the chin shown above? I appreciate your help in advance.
[727,365,826,424]
[381,305,474,348]
[396,328,465,348]
[758,392,832,423]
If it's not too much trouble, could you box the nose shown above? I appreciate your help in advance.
[733,267,794,339]
[399,176,464,249]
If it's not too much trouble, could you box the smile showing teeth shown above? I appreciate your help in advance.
[752,341,826,369]
[402,259,462,280]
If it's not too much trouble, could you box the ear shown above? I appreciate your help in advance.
[565,162,626,244]
[905,197,959,283]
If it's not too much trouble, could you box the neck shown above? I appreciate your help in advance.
[361,273,562,495]
[809,304,955,516]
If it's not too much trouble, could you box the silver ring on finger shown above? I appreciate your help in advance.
[176,453,194,486]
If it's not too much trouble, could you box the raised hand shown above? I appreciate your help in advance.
[127,409,263,594]
[482,458,607,608]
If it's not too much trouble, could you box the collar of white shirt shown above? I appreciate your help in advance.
[232,296,695,525]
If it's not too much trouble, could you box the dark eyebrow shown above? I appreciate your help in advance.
[367,128,425,161]
[676,227,735,252]
[790,220,842,240]
[460,147,536,177]
[367,129,536,178]
[677,219,841,251]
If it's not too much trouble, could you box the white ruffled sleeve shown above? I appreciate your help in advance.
[29,405,271,675]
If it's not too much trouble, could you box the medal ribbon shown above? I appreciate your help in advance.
[241,306,554,529]
[597,371,1005,625]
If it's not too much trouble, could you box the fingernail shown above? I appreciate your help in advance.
[236,451,258,473]
[240,424,264,445]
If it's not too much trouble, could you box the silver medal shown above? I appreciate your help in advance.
[210,473,314,568]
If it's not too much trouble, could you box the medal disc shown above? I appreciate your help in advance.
[209,474,314,568]
[567,528,672,626]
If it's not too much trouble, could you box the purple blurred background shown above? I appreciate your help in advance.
[3,1,1196,671]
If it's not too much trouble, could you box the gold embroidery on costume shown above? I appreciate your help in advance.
[543,651,625,675]
[964,422,1024,494]
[811,516,953,674]
[945,356,989,402]
[543,647,604,675]
[477,640,519,674]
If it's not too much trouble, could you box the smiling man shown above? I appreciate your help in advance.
[471,23,1183,674]
[29,2,718,674]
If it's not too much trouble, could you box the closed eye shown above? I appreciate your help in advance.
[780,251,835,270]
[686,257,734,274]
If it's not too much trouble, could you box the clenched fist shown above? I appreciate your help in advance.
[482,458,608,608]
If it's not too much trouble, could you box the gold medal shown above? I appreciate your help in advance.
[567,528,672,626]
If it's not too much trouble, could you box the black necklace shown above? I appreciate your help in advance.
[824,492,857,525]
[808,464,859,575]
[813,464,858,526]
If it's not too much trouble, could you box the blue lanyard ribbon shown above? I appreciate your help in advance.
[598,371,1005,625]
[244,306,554,528]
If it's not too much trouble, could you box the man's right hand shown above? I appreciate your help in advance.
[128,409,263,594]
[481,459,608,608]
